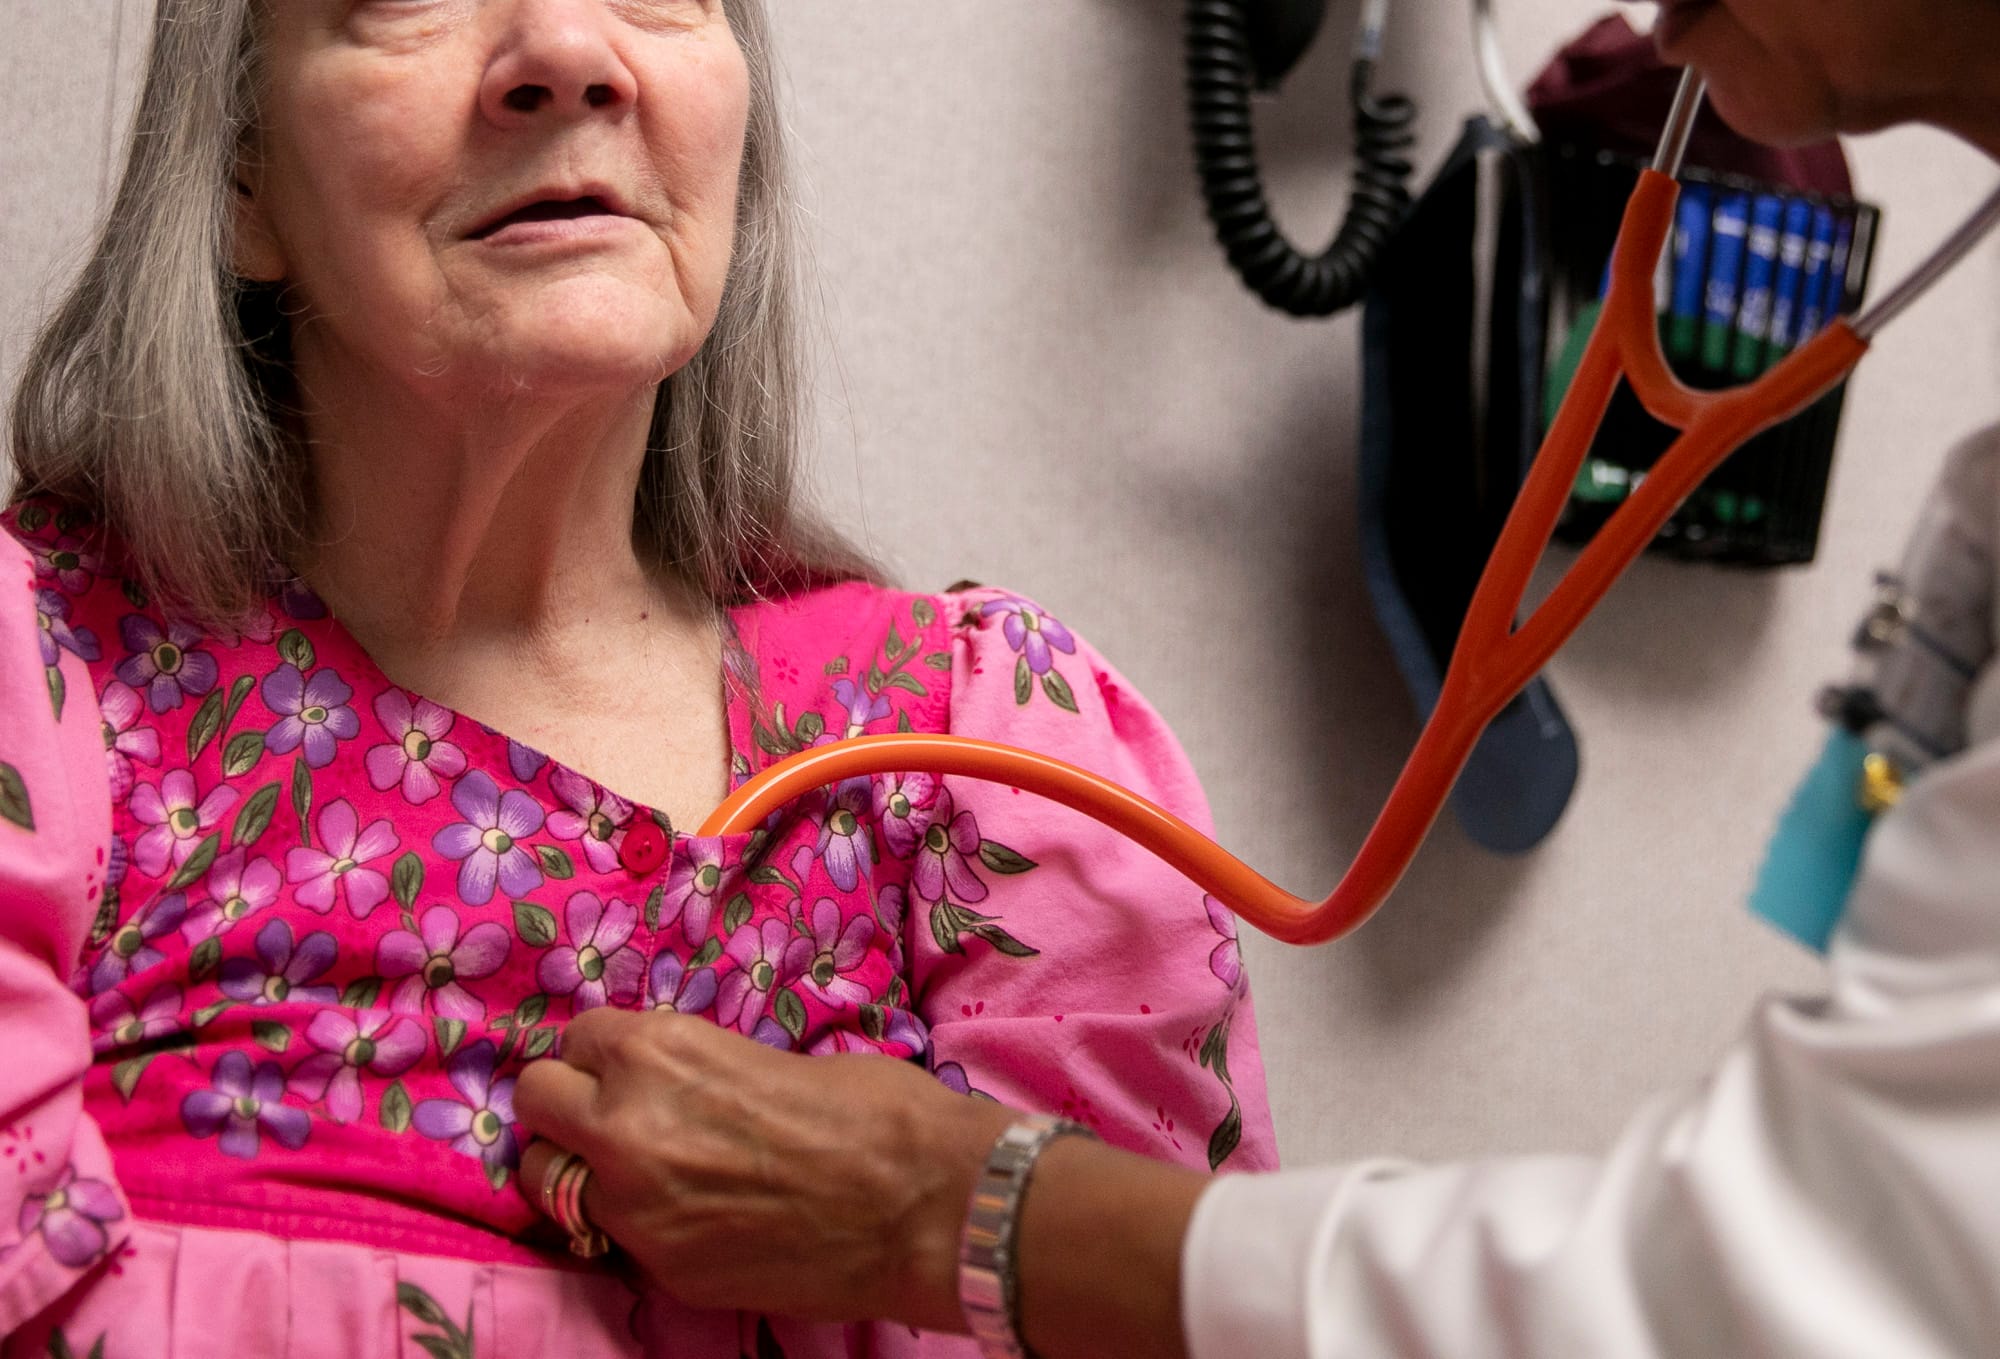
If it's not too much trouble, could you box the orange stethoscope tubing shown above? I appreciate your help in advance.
[701,74,2000,947]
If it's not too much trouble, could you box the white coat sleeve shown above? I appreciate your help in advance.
[1182,732,2000,1359]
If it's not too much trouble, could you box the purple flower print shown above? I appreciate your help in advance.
[30,534,102,594]
[546,769,634,876]
[647,952,721,1016]
[130,769,239,878]
[508,739,548,784]
[750,1017,794,1051]
[537,891,645,1014]
[660,837,730,946]
[180,849,282,943]
[34,589,99,668]
[1205,895,1244,994]
[875,883,910,975]
[17,1164,123,1268]
[88,982,184,1053]
[262,664,360,769]
[219,919,339,1007]
[365,691,466,806]
[910,788,988,906]
[115,615,219,713]
[784,899,875,1010]
[84,893,188,995]
[98,679,160,802]
[285,799,398,918]
[278,578,328,621]
[814,778,874,893]
[874,771,939,860]
[288,1009,425,1124]
[832,676,891,736]
[432,771,544,906]
[935,1062,981,1098]
[377,906,510,1020]
[979,597,1077,676]
[717,919,802,1036]
[182,1051,310,1158]
[412,1040,518,1176]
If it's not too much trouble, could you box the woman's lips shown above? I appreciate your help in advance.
[467,194,637,247]
[1653,0,1720,49]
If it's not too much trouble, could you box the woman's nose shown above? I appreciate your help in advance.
[480,0,639,125]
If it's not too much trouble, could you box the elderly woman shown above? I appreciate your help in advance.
[0,2,1275,1356]
[488,2,2000,1359]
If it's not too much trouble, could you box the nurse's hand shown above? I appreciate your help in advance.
[513,1007,1010,1330]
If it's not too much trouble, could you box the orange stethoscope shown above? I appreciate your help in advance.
[700,73,2000,947]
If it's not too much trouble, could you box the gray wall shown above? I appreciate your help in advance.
[6,1,1997,1170]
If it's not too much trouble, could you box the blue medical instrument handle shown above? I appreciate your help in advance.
[705,78,2000,946]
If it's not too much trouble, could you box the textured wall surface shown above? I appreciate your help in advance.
[4,2,1997,1172]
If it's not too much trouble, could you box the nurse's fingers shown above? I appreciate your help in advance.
[515,1135,608,1232]
[511,1046,603,1154]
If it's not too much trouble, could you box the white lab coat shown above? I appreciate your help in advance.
[1183,432,2000,1358]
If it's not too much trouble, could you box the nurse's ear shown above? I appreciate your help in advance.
[229,156,289,284]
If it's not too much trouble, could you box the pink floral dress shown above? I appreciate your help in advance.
[0,500,1274,1358]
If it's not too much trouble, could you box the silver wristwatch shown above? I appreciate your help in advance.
[958,1114,1096,1359]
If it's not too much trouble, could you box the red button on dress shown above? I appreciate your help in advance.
[619,818,669,875]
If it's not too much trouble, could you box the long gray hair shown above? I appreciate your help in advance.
[9,0,872,630]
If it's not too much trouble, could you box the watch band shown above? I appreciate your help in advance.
[958,1115,1095,1359]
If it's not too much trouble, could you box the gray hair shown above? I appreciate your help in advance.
[10,0,872,630]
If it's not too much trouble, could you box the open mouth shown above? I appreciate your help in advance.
[470,196,624,240]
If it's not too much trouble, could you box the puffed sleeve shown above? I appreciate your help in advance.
[0,530,128,1328]
[1183,711,2000,1356]
[903,587,1277,1174]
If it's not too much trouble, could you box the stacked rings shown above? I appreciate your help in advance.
[540,1150,610,1259]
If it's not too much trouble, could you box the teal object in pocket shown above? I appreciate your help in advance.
[1748,728,1875,952]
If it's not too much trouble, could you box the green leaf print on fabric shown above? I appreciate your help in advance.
[1197,1014,1245,1170]
[381,1080,413,1133]
[221,729,265,778]
[290,757,313,845]
[46,665,65,722]
[0,761,33,831]
[165,833,221,892]
[534,843,575,880]
[392,851,425,910]
[397,1282,475,1359]
[513,900,558,948]
[186,688,226,762]
[231,781,282,849]
[977,840,1038,875]
[46,1328,107,1359]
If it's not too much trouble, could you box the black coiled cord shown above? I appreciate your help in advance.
[1186,0,1418,317]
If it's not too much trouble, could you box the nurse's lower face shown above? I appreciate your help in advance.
[1643,0,2000,147]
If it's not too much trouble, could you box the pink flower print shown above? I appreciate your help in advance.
[377,906,510,1020]
[365,692,466,806]
[262,663,360,769]
[180,849,282,943]
[115,615,218,713]
[412,1040,518,1176]
[83,893,188,994]
[130,770,239,878]
[537,891,646,1015]
[979,597,1077,676]
[289,1010,425,1124]
[30,534,101,594]
[1204,895,1245,994]
[98,679,159,802]
[17,1164,124,1268]
[910,788,988,905]
[432,771,544,906]
[661,837,729,946]
[89,982,184,1054]
[814,778,874,892]
[34,588,99,667]
[218,919,339,1007]
[546,768,634,875]
[783,898,875,1009]
[285,799,398,917]
[647,952,721,1016]
[181,1050,310,1159]
[874,771,939,860]
[831,676,891,736]
[717,919,801,1036]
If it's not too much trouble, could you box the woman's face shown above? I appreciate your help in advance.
[238,0,750,403]
[1650,0,2000,146]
